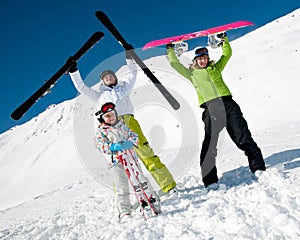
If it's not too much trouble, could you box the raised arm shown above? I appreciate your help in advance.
[215,35,232,72]
[69,70,101,101]
[167,47,192,81]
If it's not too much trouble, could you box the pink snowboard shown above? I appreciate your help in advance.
[142,20,254,50]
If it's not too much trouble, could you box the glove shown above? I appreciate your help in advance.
[122,140,134,149]
[110,141,134,151]
[217,32,227,39]
[65,57,78,74]
[166,43,174,49]
[110,142,124,151]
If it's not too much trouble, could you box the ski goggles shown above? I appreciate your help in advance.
[95,102,115,116]
[194,47,209,58]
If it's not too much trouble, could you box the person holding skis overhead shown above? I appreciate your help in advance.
[94,102,160,221]
[66,51,177,197]
[166,32,266,189]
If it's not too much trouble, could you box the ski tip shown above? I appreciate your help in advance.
[173,103,180,110]
[92,31,104,40]
[93,31,105,41]
[11,110,22,121]
[95,10,106,18]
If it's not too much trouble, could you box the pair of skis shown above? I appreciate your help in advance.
[11,11,180,121]
[11,31,104,120]
[118,149,161,220]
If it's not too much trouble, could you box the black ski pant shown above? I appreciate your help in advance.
[200,96,266,187]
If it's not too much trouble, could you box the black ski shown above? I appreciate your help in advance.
[11,31,105,120]
[95,11,180,110]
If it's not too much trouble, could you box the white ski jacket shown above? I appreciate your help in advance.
[69,58,138,116]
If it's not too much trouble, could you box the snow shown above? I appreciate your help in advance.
[1,9,300,240]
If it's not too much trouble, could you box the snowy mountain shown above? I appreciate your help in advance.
[1,9,300,239]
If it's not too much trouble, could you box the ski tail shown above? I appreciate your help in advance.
[95,11,180,110]
[125,149,161,216]
[11,31,104,121]
[95,11,130,49]
[119,149,161,220]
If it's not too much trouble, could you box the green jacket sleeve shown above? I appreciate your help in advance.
[167,48,192,81]
[215,36,232,72]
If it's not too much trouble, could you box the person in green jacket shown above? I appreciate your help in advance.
[166,32,266,189]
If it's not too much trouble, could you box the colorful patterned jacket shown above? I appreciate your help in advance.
[95,119,139,163]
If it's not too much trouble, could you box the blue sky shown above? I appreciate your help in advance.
[0,0,299,133]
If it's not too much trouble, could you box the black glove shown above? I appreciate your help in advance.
[217,32,227,39]
[65,57,78,74]
[166,43,174,49]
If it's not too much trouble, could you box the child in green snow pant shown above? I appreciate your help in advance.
[120,114,176,193]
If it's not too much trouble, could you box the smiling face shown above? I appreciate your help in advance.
[102,110,117,125]
[195,55,209,68]
[102,73,117,87]
[194,47,209,69]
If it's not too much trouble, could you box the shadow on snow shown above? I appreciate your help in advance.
[219,148,300,188]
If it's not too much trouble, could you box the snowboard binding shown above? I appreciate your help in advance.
[174,41,189,56]
[207,33,225,49]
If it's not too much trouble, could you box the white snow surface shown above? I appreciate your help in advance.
[1,9,300,240]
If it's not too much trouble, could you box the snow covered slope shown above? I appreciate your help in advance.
[0,8,300,240]
[0,101,91,210]
[0,121,299,239]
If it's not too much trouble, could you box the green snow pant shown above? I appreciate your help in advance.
[120,114,176,192]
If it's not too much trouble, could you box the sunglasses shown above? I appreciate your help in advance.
[95,102,115,116]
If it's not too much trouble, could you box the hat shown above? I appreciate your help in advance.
[95,102,117,123]
[100,69,117,80]
[194,47,209,60]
